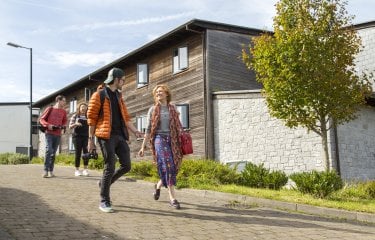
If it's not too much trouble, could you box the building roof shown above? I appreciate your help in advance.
[33,19,269,107]
[0,102,30,106]
[33,19,375,108]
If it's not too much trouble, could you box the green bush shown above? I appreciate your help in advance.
[31,156,43,164]
[264,170,289,190]
[239,162,269,188]
[129,161,158,178]
[365,181,375,199]
[239,162,287,190]
[290,170,343,198]
[0,152,29,165]
[177,159,240,188]
[335,182,369,199]
[31,153,104,170]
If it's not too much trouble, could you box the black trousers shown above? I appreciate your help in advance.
[98,135,131,203]
[73,135,89,168]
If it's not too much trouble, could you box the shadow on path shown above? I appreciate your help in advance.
[0,187,122,240]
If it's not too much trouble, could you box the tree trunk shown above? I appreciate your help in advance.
[321,119,330,171]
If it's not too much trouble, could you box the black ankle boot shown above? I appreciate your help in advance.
[153,184,160,200]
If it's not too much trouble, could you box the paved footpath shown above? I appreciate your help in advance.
[0,164,374,240]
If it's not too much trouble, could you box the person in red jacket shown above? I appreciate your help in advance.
[87,67,142,213]
[39,95,67,178]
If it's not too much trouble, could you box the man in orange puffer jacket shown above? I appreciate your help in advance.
[87,67,142,213]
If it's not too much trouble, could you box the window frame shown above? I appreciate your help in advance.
[173,46,188,74]
[69,97,77,114]
[136,115,148,133]
[176,103,190,129]
[69,135,75,152]
[137,63,149,88]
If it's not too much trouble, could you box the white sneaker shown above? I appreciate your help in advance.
[82,169,89,176]
[75,170,82,177]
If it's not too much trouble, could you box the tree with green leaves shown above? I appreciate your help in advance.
[242,0,373,171]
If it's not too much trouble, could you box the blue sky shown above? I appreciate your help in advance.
[1,0,374,102]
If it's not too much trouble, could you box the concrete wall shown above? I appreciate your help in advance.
[337,106,375,180]
[213,91,324,174]
[213,91,375,180]
[356,24,375,87]
[0,104,41,156]
[0,104,30,153]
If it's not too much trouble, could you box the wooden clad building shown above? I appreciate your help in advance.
[33,19,267,160]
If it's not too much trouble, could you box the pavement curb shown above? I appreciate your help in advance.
[178,188,375,224]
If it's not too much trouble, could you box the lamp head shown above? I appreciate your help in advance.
[7,42,22,48]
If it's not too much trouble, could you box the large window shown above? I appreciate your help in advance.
[137,63,149,88]
[69,97,77,113]
[173,46,188,74]
[176,104,190,129]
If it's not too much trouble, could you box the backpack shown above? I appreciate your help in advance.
[39,106,53,133]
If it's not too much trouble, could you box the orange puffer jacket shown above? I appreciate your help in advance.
[87,86,131,140]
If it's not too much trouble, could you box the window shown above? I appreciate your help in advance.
[173,46,188,74]
[85,87,96,102]
[176,104,190,129]
[69,136,75,152]
[137,63,149,88]
[136,115,148,133]
[69,97,77,113]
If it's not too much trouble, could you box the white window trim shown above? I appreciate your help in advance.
[176,104,190,129]
[173,46,188,74]
[137,63,149,88]
[69,98,77,114]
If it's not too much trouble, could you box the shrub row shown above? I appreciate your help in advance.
[2,152,374,199]
[0,153,29,165]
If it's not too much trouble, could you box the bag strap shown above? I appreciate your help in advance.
[98,88,106,120]
[41,106,53,122]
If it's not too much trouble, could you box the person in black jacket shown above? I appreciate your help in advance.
[69,103,90,176]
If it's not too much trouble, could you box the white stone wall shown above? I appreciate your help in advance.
[337,106,375,180]
[213,91,325,175]
[213,91,375,180]
[356,26,375,87]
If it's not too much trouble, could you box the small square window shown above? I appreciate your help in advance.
[69,136,75,151]
[86,87,97,102]
[136,115,148,133]
[137,63,149,88]
[176,104,190,129]
[69,98,77,114]
[173,46,188,74]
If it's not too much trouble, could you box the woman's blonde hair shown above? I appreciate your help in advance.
[152,84,172,104]
[76,103,88,115]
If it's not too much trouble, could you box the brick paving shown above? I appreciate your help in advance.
[0,164,374,240]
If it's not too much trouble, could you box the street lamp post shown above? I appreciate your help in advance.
[7,42,33,162]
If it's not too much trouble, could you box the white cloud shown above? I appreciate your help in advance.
[46,51,120,68]
[61,12,196,32]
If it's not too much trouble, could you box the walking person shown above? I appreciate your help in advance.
[138,84,183,209]
[87,67,142,213]
[69,103,90,177]
[39,95,67,178]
